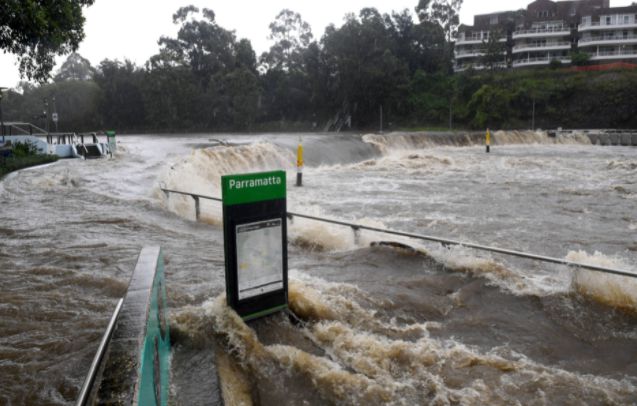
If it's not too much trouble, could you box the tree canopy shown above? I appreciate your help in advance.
[0,0,95,82]
[4,3,637,132]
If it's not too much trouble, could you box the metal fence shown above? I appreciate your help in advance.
[159,186,636,279]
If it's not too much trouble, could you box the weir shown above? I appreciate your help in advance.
[557,129,637,146]
[160,187,637,280]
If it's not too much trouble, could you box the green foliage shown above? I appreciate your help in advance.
[468,84,512,128]
[570,51,591,66]
[0,0,94,82]
[549,59,563,70]
[480,30,506,70]
[0,154,58,178]
[54,53,95,81]
[4,4,637,133]
[11,141,39,158]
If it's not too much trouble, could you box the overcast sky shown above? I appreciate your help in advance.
[0,0,634,88]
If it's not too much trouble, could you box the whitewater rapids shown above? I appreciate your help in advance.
[0,130,636,405]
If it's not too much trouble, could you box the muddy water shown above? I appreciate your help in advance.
[1,132,636,405]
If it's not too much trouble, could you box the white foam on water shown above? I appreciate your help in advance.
[362,130,591,156]
[159,142,295,221]
[288,208,387,252]
[174,276,637,405]
[566,250,637,312]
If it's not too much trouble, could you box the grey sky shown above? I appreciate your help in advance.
[0,0,633,88]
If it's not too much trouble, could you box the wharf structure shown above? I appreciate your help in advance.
[455,0,637,71]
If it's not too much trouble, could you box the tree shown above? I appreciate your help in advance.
[480,30,506,70]
[54,53,95,82]
[570,51,590,66]
[0,0,95,82]
[261,9,313,71]
[94,59,145,129]
[157,6,237,86]
[468,84,513,128]
[430,0,463,43]
[321,9,410,126]
[415,0,433,22]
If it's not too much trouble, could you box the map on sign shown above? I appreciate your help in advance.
[236,218,284,300]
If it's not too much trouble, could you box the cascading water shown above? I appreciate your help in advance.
[0,132,635,405]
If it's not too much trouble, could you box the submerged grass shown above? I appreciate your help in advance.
[0,155,59,179]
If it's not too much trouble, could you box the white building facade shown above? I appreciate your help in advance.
[454,0,637,71]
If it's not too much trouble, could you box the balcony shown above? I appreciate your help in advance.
[587,48,637,60]
[513,56,571,67]
[454,62,507,72]
[578,34,637,46]
[579,21,637,32]
[454,50,485,59]
[512,26,570,39]
[454,49,507,59]
[456,36,507,45]
[512,41,571,53]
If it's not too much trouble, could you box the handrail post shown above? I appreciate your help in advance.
[192,195,200,221]
[351,225,361,245]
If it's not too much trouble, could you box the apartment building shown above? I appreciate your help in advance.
[578,5,637,62]
[455,0,637,71]
[454,12,516,71]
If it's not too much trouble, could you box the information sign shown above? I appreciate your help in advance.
[222,171,287,321]
[106,130,116,152]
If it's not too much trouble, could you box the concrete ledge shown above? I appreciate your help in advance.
[91,246,170,405]
[621,133,633,146]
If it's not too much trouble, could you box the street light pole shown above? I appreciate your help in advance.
[43,97,49,134]
[52,96,58,133]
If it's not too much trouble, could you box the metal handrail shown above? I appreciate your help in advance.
[513,27,570,36]
[579,34,637,44]
[76,298,124,406]
[159,187,637,279]
[513,41,571,50]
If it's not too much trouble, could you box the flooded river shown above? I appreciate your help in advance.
[0,131,636,405]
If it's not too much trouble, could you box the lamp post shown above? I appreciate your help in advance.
[43,97,49,134]
[52,96,58,133]
[0,87,7,144]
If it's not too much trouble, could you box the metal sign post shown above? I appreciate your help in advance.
[221,170,288,321]
[106,130,117,152]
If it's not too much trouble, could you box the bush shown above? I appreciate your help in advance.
[11,141,39,157]
[549,59,563,70]
[570,51,591,66]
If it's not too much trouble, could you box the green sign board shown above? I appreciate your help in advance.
[222,171,285,206]
[222,171,288,321]
[106,130,116,152]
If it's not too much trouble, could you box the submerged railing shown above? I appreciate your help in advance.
[159,187,637,279]
[77,298,123,406]
[77,246,170,406]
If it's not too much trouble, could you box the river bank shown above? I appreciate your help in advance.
[0,154,59,179]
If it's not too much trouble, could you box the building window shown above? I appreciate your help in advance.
[606,16,612,25]
[624,15,630,24]
[490,15,499,25]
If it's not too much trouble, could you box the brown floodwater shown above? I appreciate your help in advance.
[1,131,636,405]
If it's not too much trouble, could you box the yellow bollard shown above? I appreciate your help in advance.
[485,128,491,153]
[296,140,303,187]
